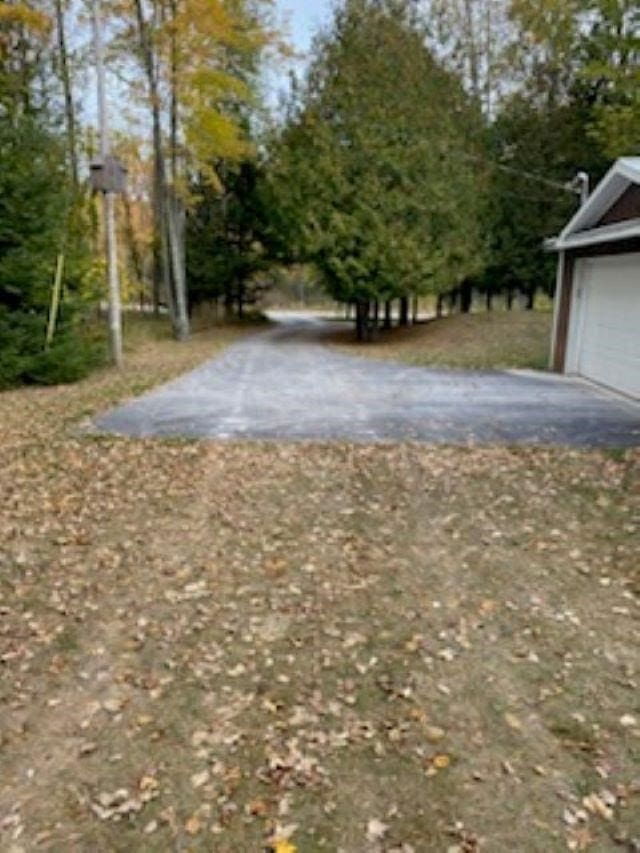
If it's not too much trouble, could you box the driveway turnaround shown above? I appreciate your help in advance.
[95,314,640,447]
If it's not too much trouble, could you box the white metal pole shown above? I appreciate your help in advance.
[92,0,123,367]
[576,171,590,206]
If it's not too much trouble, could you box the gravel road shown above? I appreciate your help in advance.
[95,313,640,446]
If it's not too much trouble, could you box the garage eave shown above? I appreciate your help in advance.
[552,217,640,252]
[556,157,640,244]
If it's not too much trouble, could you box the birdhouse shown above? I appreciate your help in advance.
[90,156,127,194]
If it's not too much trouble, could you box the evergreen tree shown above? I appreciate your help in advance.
[269,0,486,338]
[0,8,98,387]
[186,159,275,317]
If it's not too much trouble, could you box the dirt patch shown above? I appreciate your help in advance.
[328,310,554,371]
[0,326,639,851]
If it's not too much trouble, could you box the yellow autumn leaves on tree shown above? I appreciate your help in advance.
[0,1,50,33]
[161,0,263,181]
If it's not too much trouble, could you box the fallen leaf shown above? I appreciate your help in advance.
[582,793,613,821]
[367,818,389,842]
[247,798,268,817]
[184,814,202,835]
[272,841,297,853]
[504,712,522,731]
[424,725,445,743]
[190,770,210,789]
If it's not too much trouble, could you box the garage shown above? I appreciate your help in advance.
[550,157,640,399]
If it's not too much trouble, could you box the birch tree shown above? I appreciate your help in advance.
[424,0,511,115]
[109,0,273,339]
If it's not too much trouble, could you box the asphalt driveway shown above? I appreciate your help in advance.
[95,313,640,446]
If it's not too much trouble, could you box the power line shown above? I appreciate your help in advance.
[464,152,582,196]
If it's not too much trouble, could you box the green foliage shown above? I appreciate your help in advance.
[0,113,97,388]
[268,0,486,308]
[0,308,104,389]
[25,335,104,387]
[480,93,607,299]
[473,0,628,303]
[580,0,640,156]
[0,117,69,311]
[186,159,275,312]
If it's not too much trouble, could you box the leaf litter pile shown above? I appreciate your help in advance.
[1,332,639,852]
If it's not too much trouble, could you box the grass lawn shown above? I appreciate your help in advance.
[1,319,639,852]
[329,310,554,371]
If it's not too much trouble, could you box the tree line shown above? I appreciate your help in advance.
[267,0,638,338]
[0,0,638,380]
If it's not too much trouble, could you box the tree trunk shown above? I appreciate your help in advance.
[485,289,493,311]
[167,191,189,339]
[134,0,189,339]
[460,280,473,313]
[54,0,78,187]
[237,279,245,319]
[383,299,392,329]
[224,289,234,320]
[370,300,379,339]
[169,0,179,187]
[525,286,536,310]
[134,0,165,315]
[449,289,459,313]
[355,300,367,341]
[399,296,409,326]
[463,0,480,103]
[506,286,514,310]
[436,293,444,318]
[167,0,189,339]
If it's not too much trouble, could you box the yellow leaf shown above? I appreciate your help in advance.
[272,840,297,853]
[432,754,450,769]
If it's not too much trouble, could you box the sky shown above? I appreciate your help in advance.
[279,0,333,52]
[264,0,334,109]
[86,0,334,130]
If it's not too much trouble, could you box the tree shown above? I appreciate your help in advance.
[186,159,274,317]
[0,1,51,115]
[580,0,640,157]
[506,0,582,107]
[109,0,275,339]
[53,0,78,186]
[0,109,97,386]
[425,0,510,115]
[269,0,486,339]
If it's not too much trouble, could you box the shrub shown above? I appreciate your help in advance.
[0,309,104,389]
[24,336,104,386]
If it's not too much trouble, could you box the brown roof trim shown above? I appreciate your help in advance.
[597,184,640,226]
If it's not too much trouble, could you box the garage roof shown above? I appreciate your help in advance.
[550,157,640,251]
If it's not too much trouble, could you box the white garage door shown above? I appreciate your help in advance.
[574,253,640,399]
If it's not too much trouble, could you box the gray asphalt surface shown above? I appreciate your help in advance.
[94,313,640,447]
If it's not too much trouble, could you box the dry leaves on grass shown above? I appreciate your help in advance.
[0,331,639,850]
